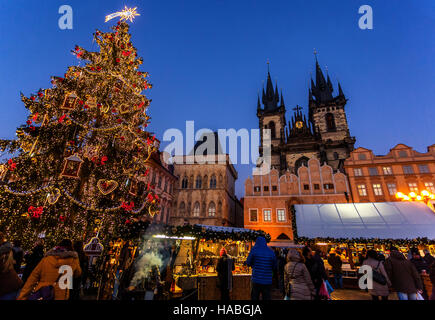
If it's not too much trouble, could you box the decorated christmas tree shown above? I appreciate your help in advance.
[0,16,160,248]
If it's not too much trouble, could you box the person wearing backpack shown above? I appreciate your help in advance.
[362,250,391,300]
[17,239,81,300]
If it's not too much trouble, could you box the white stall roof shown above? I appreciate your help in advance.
[294,202,435,240]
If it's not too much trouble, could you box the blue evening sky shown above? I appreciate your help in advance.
[0,1,434,198]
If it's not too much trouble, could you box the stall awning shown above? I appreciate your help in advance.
[294,202,435,240]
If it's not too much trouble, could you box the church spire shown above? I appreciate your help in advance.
[280,90,285,108]
[338,81,345,97]
[261,62,279,111]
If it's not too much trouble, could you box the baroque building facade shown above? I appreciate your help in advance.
[344,144,435,204]
[169,133,243,227]
[257,58,355,175]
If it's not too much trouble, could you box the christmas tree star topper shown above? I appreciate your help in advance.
[105,6,140,23]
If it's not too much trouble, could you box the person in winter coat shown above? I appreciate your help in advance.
[21,240,45,284]
[284,249,315,300]
[384,247,423,300]
[216,247,235,300]
[423,249,435,268]
[429,262,435,300]
[0,242,23,300]
[70,240,88,300]
[410,249,430,274]
[302,246,327,299]
[362,250,391,300]
[12,240,24,274]
[327,249,343,289]
[18,239,82,300]
[246,236,277,300]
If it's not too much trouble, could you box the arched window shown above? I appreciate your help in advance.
[295,156,309,173]
[208,202,216,217]
[325,113,336,132]
[179,202,186,216]
[181,177,188,189]
[210,175,217,189]
[195,176,202,189]
[193,202,200,217]
[269,121,276,139]
[277,233,291,240]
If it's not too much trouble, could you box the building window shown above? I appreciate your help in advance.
[424,182,435,193]
[354,168,363,177]
[277,209,286,222]
[369,167,378,176]
[208,202,216,217]
[254,186,260,192]
[357,184,367,196]
[264,186,269,192]
[325,113,336,131]
[408,183,418,193]
[398,150,408,158]
[382,167,393,175]
[373,184,383,196]
[158,176,162,188]
[333,152,339,160]
[314,184,320,190]
[195,176,202,189]
[210,175,217,189]
[403,165,414,174]
[249,209,258,222]
[419,164,430,174]
[387,183,397,196]
[193,202,200,217]
[358,154,367,160]
[324,183,334,190]
[181,177,188,189]
[263,209,271,222]
[269,121,276,139]
[179,202,186,216]
[303,184,310,191]
[272,185,277,191]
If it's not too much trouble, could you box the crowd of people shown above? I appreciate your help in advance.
[0,233,87,300]
[2,232,435,301]
[221,236,435,301]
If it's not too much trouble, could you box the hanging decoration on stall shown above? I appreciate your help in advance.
[97,179,119,195]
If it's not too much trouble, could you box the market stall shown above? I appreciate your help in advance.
[291,202,435,288]
[97,222,270,300]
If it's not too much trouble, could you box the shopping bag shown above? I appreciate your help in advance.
[325,280,334,295]
[319,281,330,300]
[416,292,425,300]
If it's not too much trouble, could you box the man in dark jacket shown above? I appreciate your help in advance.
[384,247,423,300]
[422,249,435,269]
[216,247,234,300]
[12,240,24,274]
[327,249,343,289]
[21,240,44,284]
[303,246,327,299]
[410,248,430,274]
[246,236,277,300]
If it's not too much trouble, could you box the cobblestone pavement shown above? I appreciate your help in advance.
[271,288,399,300]
[331,289,398,300]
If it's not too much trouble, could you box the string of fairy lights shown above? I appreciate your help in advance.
[0,9,161,249]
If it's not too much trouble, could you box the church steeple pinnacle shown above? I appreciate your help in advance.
[260,62,280,111]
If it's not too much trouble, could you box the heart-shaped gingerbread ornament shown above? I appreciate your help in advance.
[47,188,61,204]
[97,179,118,195]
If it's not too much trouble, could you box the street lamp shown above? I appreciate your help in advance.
[396,190,435,205]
